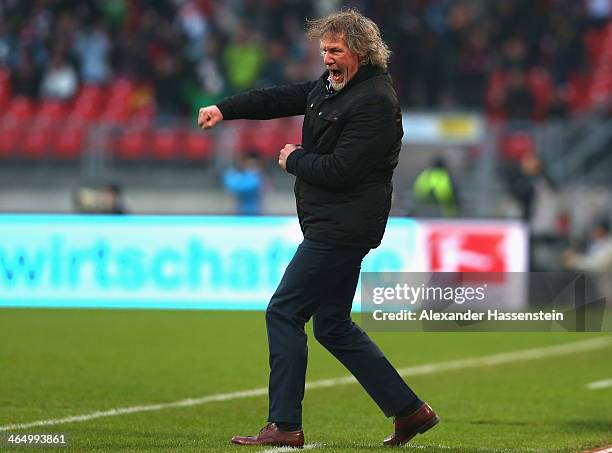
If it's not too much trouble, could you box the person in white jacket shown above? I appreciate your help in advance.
[563,219,612,302]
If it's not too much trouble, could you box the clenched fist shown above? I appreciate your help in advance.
[278,143,298,171]
[198,105,224,129]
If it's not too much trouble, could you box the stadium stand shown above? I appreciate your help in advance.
[0,0,610,163]
[0,0,610,242]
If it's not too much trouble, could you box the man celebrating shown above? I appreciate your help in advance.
[198,9,438,448]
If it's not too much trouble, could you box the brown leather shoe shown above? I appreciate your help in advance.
[383,402,439,447]
[231,423,304,447]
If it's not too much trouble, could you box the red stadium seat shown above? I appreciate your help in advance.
[0,69,10,114]
[97,79,140,125]
[0,67,9,86]
[4,96,35,122]
[70,84,107,122]
[109,78,135,102]
[100,105,129,124]
[485,70,508,121]
[282,118,302,145]
[238,121,287,158]
[151,128,181,160]
[21,122,58,159]
[115,127,149,160]
[528,68,552,121]
[0,88,9,114]
[36,100,68,124]
[70,100,103,122]
[184,132,213,160]
[584,29,606,65]
[76,84,104,103]
[0,123,23,158]
[567,73,591,112]
[131,105,156,127]
[54,126,86,160]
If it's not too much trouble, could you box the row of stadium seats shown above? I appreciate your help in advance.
[0,119,536,163]
[0,122,213,161]
[0,64,305,162]
[1,27,611,140]
[0,78,155,126]
[114,127,213,161]
[485,68,555,121]
[113,120,301,161]
[0,121,86,160]
[484,24,612,120]
[0,118,303,162]
[586,24,612,105]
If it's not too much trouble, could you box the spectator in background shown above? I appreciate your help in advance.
[455,28,490,107]
[564,219,612,270]
[499,37,529,71]
[100,0,128,31]
[0,21,17,67]
[149,15,194,117]
[505,153,557,223]
[39,50,77,100]
[105,183,126,214]
[503,68,535,120]
[260,39,288,87]
[505,153,560,270]
[412,156,460,217]
[153,51,185,117]
[11,54,40,99]
[73,18,111,85]
[548,8,585,86]
[223,26,265,92]
[222,152,265,215]
[548,86,570,119]
[176,0,210,61]
[563,218,612,301]
[585,0,612,28]
[0,0,601,117]
[189,36,227,114]
[73,183,126,214]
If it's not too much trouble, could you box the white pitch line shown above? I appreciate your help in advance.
[1,337,610,432]
[404,443,544,452]
[260,443,322,453]
[583,448,612,453]
[586,378,612,390]
[316,441,544,452]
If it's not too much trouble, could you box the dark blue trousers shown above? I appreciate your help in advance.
[266,238,421,424]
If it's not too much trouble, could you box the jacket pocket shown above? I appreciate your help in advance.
[313,110,341,153]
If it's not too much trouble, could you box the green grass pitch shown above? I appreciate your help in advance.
[1,308,611,452]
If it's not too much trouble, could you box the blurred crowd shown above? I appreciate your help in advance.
[0,0,324,119]
[1,0,611,119]
[357,0,610,117]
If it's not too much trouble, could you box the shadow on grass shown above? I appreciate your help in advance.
[561,419,612,434]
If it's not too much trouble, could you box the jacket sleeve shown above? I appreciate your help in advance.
[217,81,317,120]
[285,96,398,188]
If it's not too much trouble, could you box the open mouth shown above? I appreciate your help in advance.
[329,69,343,82]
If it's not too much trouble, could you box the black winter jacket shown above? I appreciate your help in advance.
[217,64,403,249]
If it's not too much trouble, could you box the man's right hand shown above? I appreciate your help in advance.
[198,105,224,129]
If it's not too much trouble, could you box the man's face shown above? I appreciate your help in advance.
[320,34,361,91]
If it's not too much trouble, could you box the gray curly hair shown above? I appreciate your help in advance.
[306,8,391,70]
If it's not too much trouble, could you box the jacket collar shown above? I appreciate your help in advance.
[319,64,386,97]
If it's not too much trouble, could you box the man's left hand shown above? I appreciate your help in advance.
[278,144,298,171]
